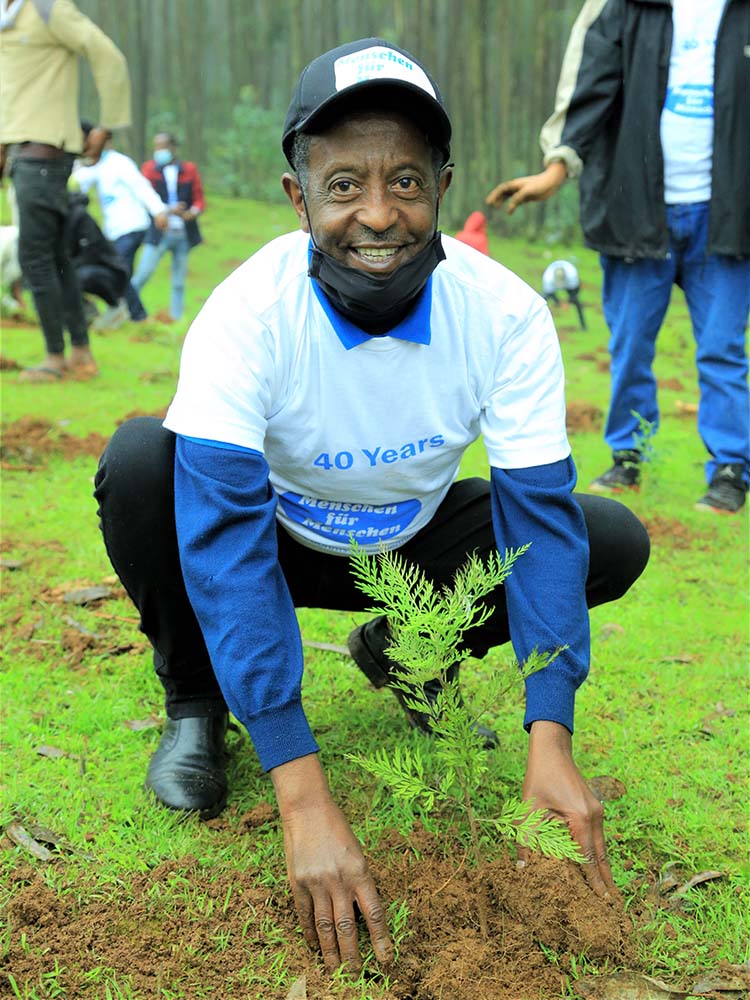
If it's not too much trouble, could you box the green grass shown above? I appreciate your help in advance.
[1,193,748,997]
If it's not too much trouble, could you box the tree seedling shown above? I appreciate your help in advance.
[348,540,584,938]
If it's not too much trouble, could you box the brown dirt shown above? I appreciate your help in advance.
[640,515,700,550]
[1,828,637,1000]
[0,316,37,329]
[658,377,686,392]
[0,402,689,998]
[1,416,109,466]
[116,406,169,424]
[566,400,604,434]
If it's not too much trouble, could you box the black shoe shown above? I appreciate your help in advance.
[145,715,229,818]
[347,616,499,749]
[589,450,641,494]
[695,464,748,514]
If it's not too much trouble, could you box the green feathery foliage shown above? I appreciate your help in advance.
[347,541,583,871]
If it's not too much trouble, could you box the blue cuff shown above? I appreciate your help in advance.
[523,667,577,734]
[242,699,320,772]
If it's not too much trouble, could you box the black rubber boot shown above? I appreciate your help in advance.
[145,715,229,818]
[347,616,499,749]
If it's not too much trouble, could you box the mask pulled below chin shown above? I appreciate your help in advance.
[309,233,446,334]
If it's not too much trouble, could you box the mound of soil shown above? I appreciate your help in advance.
[1,417,109,466]
[639,515,701,550]
[566,400,604,435]
[1,827,636,1000]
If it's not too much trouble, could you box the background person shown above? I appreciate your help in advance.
[542,259,586,330]
[486,0,750,514]
[74,121,168,327]
[132,133,204,322]
[65,190,129,325]
[95,38,650,972]
[0,0,131,382]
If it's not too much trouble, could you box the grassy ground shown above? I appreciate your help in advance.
[1,193,748,998]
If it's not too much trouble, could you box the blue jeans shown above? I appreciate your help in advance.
[601,201,750,485]
[113,230,147,320]
[132,230,190,321]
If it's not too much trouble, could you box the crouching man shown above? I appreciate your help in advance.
[95,38,650,972]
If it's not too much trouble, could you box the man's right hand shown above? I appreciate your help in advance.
[83,126,109,166]
[271,754,394,974]
[154,211,169,231]
[486,161,567,215]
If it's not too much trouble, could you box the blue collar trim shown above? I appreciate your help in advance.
[307,248,432,350]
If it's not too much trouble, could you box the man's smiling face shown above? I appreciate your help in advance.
[283,110,451,275]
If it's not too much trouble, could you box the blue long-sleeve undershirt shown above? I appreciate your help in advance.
[490,459,590,733]
[174,436,317,772]
[174,437,590,771]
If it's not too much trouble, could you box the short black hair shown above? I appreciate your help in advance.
[80,120,112,141]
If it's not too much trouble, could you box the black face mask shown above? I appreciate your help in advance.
[308,232,446,334]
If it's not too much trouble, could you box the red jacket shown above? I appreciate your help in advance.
[141,158,205,247]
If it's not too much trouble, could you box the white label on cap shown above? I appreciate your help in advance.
[334,46,436,97]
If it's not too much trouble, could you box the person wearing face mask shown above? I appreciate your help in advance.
[131,133,204,321]
[94,39,650,974]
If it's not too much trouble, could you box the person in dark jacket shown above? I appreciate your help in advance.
[131,132,205,321]
[65,191,129,319]
[487,0,750,514]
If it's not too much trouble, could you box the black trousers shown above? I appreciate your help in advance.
[94,417,650,718]
[76,264,126,307]
[11,155,89,355]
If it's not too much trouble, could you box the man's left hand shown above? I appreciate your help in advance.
[520,720,617,896]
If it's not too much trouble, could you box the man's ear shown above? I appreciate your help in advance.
[437,165,453,205]
[282,173,309,233]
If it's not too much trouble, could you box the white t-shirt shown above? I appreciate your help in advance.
[164,232,570,554]
[74,150,167,241]
[660,0,727,204]
[163,162,186,233]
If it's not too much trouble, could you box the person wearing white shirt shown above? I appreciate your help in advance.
[74,123,168,322]
[132,133,205,322]
[95,38,650,973]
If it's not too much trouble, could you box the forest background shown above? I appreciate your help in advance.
[77,0,583,238]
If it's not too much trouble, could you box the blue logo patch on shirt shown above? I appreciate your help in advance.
[278,492,422,543]
[664,83,714,118]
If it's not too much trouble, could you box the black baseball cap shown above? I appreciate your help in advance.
[282,38,452,168]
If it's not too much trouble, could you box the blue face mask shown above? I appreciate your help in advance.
[153,148,173,167]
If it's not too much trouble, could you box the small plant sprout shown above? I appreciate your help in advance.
[631,409,656,464]
[348,540,584,939]
[630,408,657,488]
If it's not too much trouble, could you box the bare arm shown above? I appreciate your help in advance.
[486,161,567,214]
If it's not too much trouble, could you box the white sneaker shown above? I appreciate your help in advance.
[92,299,129,331]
